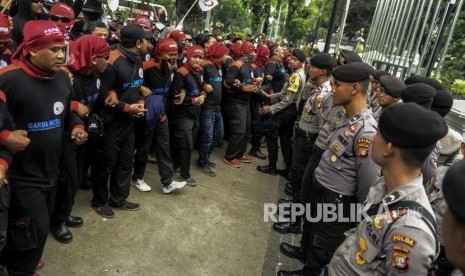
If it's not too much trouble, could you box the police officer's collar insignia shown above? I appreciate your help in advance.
[385,191,400,203]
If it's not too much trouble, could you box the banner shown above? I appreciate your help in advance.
[199,0,219,12]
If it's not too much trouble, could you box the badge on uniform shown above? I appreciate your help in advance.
[392,234,416,247]
[349,123,358,133]
[357,138,372,158]
[374,215,384,230]
[330,155,338,163]
[392,250,409,272]
[316,95,323,109]
[355,237,367,266]
[344,130,352,137]
[332,142,341,153]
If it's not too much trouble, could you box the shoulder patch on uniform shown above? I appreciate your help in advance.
[287,73,300,93]
[392,233,416,247]
[392,249,409,272]
[357,138,372,158]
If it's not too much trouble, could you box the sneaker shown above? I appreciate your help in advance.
[196,166,216,177]
[237,155,252,163]
[94,204,115,218]
[223,158,242,168]
[111,201,140,211]
[132,179,152,192]
[173,168,180,176]
[182,177,197,186]
[162,180,187,194]
[208,161,216,168]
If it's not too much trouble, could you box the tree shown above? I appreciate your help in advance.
[211,0,250,33]
[441,10,465,88]
[176,0,203,33]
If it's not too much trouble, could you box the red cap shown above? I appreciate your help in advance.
[169,30,187,43]
[50,3,74,19]
[155,38,178,57]
[229,42,242,56]
[206,42,228,59]
[133,15,152,30]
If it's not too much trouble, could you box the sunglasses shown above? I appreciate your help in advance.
[50,15,72,23]
[31,0,44,3]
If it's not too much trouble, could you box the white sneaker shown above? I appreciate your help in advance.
[162,180,187,194]
[132,179,152,192]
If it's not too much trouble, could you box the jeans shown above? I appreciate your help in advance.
[197,107,224,167]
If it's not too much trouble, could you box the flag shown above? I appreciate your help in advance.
[199,0,219,11]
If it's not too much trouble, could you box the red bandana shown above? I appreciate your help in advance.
[67,34,110,72]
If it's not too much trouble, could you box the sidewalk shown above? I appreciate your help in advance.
[37,145,282,275]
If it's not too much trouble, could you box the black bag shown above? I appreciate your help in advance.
[87,113,104,138]
[0,181,10,212]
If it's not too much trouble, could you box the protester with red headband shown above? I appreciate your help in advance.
[170,45,206,186]
[133,15,154,61]
[169,29,188,67]
[133,38,187,193]
[49,2,75,42]
[49,35,110,244]
[223,42,258,168]
[0,20,85,275]
[0,13,12,69]
[196,42,229,177]
[249,44,270,160]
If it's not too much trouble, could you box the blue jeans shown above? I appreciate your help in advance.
[197,107,224,167]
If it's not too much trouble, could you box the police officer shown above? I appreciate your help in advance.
[273,53,336,234]
[373,75,405,121]
[328,102,447,275]
[401,83,438,185]
[257,49,307,176]
[442,160,465,274]
[278,62,380,276]
[369,70,390,115]
[337,49,362,66]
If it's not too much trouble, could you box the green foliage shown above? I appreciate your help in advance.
[211,0,250,32]
[441,10,465,89]
[451,79,465,95]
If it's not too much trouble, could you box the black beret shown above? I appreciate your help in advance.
[379,75,405,98]
[379,102,448,147]
[338,49,362,65]
[431,90,454,117]
[401,83,437,108]
[331,62,374,82]
[373,70,390,81]
[443,160,465,222]
[310,53,337,70]
[292,49,306,63]
[404,75,445,91]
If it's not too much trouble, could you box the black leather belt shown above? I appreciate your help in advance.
[295,126,318,140]
[313,177,356,203]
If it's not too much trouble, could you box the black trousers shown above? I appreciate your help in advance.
[289,129,317,199]
[172,114,199,179]
[133,118,154,181]
[0,187,53,275]
[50,139,84,227]
[249,98,262,151]
[225,102,250,160]
[153,119,175,186]
[304,178,356,275]
[266,105,296,168]
[92,120,135,207]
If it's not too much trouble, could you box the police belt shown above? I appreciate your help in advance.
[313,176,356,203]
[294,126,318,140]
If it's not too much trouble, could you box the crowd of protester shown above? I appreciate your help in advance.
[0,0,462,275]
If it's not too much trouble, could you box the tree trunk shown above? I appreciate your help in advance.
[278,0,297,43]
[176,0,202,34]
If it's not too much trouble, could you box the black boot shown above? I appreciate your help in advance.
[280,242,304,262]
[257,164,277,175]
[66,215,84,228]
[273,221,301,234]
[51,223,73,244]
[277,269,304,276]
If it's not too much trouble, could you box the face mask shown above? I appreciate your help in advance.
[242,54,256,64]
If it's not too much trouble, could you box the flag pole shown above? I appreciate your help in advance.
[204,10,211,32]
[177,0,200,29]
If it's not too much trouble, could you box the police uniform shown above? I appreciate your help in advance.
[328,102,449,275]
[257,49,306,174]
[373,75,405,122]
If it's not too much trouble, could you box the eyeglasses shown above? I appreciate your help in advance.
[50,15,72,23]
[31,0,44,3]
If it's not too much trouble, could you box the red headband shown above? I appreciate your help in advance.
[50,3,74,19]
[155,38,178,57]
[134,15,153,30]
[241,42,255,56]
[68,34,110,72]
[206,42,228,59]
[12,20,65,63]
[186,45,204,59]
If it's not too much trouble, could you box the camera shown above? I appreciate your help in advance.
[87,113,104,138]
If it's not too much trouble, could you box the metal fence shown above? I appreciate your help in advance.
[362,0,464,79]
